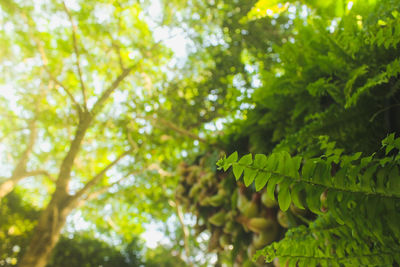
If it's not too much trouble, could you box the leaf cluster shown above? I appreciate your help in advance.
[218,0,400,158]
[218,134,400,266]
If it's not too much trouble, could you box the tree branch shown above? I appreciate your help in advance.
[19,170,52,180]
[142,115,208,144]
[90,38,166,116]
[0,118,57,199]
[62,1,88,109]
[54,56,138,197]
[90,65,136,116]
[0,169,51,199]
[82,175,128,202]
[54,60,138,195]
[148,163,173,177]
[31,34,81,113]
[12,119,37,178]
[173,200,194,267]
[21,11,82,114]
[54,111,92,196]
[73,168,143,209]
[111,42,125,71]
[70,149,132,203]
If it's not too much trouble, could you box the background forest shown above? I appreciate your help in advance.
[0,0,399,266]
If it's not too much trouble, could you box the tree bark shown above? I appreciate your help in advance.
[0,170,48,199]
[17,111,92,267]
[0,179,17,199]
[175,201,194,267]
[0,120,38,200]
[17,198,71,267]
[18,66,134,266]
[17,150,132,267]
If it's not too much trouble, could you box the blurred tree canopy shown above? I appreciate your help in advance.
[0,0,208,266]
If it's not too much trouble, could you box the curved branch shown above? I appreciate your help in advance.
[90,40,163,116]
[140,114,208,144]
[91,64,136,115]
[0,169,51,199]
[70,149,133,203]
[21,12,81,114]
[175,201,194,267]
[62,1,88,108]
[73,168,143,209]
[12,119,37,176]
[54,111,93,197]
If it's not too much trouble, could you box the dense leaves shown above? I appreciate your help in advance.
[175,0,400,266]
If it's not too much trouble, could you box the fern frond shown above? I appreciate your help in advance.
[254,214,400,266]
[217,135,400,266]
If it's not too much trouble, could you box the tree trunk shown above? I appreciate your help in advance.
[16,60,133,267]
[17,197,73,267]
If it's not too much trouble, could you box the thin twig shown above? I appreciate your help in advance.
[90,65,136,115]
[71,149,133,202]
[12,119,37,177]
[90,39,164,116]
[127,132,139,151]
[62,1,88,109]
[75,169,144,208]
[21,12,81,113]
[141,114,208,144]
[175,201,194,267]
[370,102,400,122]
[148,163,173,177]
[112,42,125,71]
[34,38,81,111]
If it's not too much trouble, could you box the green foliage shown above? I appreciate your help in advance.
[173,0,400,265]
[47,235,143,267]
[0,192,39,266]
[176,153,285,266]
[0,192,146,267]
[145,245,189,267]
[256,214,399,266]
[218,134,400,266]
[216,0,400,159]
[1,192,185,267]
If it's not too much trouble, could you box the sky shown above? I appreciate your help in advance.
[147,0,190,61]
